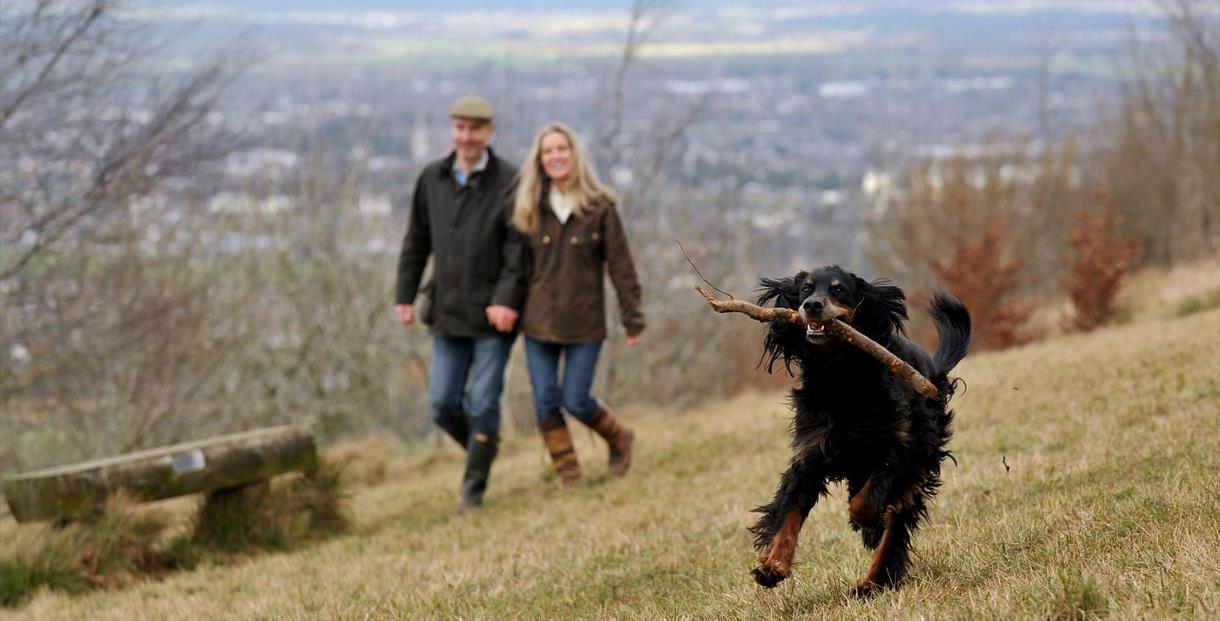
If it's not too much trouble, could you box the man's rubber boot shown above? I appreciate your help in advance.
[457,432,498,514]
[439,418,470,450]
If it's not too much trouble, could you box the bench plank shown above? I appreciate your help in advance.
[3,425,317,522]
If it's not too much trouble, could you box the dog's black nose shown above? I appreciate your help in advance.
[803,299,823,314]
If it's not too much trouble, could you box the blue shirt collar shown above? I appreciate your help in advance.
[453,150,489,186]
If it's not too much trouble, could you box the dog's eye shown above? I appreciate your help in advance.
[831,284,846,295]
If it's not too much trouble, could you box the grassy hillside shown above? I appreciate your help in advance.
[5,306,1219,619]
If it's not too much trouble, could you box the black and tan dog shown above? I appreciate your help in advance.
[748,265,971,596]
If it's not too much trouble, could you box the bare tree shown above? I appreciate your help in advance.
[1036,14,1059,141]
[1104,0,1220,262]
[596,0,678,167]
[0,0,242,280]
[1,1,244,471]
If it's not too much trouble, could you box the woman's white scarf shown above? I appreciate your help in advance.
[548,186,579,224]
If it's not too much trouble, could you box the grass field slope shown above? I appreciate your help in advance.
[8,306,1219,619]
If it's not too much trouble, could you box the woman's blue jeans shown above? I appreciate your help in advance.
[523,337,603,423]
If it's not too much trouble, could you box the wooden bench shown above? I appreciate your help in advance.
[3,425,317,523]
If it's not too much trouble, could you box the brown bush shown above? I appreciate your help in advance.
[1062,191,1143,332]
[928,222,1032,350]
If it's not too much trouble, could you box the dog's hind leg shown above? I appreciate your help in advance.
[749,458,828,588]
[852,493,927,598]
[849,473,878,546]
[848,465,930,534]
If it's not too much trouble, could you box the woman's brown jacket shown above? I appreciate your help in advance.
[520,195,645,343]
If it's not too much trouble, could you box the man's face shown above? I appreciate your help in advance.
[451,117,493,162]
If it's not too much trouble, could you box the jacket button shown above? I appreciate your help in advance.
[570,236,578,244]
[542,235,550,244]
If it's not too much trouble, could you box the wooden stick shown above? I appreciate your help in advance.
[695,286,939,399]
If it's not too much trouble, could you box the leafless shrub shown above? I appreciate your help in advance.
[1062,190,1143,332]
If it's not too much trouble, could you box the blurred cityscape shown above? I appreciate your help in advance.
[129,0,1160,268]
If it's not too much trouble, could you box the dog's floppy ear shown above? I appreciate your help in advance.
[757,271,806,310]
[756,271,807,375]
[853,276,908,338]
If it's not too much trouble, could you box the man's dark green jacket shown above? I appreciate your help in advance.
[395,148,526,338]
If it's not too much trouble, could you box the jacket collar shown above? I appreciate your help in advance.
[538,178,604,222]
[440,147,499,186]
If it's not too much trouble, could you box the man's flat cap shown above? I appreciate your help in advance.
[449,96,494,121]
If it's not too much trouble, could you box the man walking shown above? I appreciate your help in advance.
[395,96,525,514]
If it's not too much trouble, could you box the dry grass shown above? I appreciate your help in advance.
[0,494,188,607]
[1024,251,1219,339]
[1115,252,1220,322]
[0,462,349,608]
[3,303,1216,619]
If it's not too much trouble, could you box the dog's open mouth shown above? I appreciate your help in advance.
[805,324,830,343]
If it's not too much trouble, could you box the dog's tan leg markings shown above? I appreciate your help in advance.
[754,510,803,587]
[855,521,897,597]
[848,479,884,528]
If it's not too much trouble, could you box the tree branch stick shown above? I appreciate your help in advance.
[695,286,939,399]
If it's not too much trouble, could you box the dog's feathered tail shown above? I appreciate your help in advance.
[929,291,971,396]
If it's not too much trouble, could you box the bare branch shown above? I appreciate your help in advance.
[694,286,940,399]
[0,0,109,127]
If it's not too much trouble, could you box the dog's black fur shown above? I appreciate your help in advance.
[747,265,971,596]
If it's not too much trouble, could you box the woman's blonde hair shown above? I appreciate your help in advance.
[512,122,618,235]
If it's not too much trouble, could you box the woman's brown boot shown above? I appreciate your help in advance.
[540,416,581,487]
[586,399,634,475]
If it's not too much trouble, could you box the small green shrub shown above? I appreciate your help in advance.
[1173,288,1220,318]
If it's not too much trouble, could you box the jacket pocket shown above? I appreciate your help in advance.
[419,280,437,325]
[566,231,601,270]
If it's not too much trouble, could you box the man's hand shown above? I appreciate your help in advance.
[396,304,415,326]
[486,305,519,333]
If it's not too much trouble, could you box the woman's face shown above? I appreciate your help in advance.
[540,131,573,186]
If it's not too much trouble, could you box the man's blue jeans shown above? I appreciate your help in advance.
[429,334,516,438]
[523,337,603,424]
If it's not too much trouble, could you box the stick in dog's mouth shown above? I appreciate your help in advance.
[694,286,939,399]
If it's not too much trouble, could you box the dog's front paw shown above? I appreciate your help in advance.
[852,580,882,599]
[752,564,789,588]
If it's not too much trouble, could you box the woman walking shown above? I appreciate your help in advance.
[513,122,644,487]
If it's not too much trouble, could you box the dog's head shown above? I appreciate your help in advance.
[757,266,907,373]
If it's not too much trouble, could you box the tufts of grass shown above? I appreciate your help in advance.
[0,460,349,608]
[1049,570,1109,620]
[325,436,403,489]
[0,493,185,608]
[1173,287,1220,318]
[193,460,350,551]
